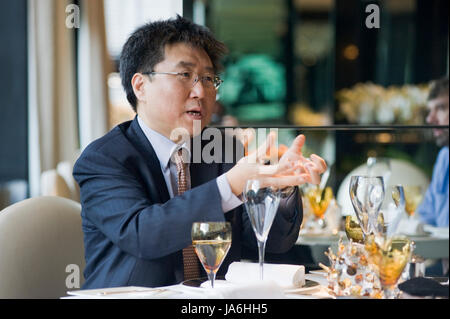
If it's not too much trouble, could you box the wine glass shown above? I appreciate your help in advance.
[367,157,392,187]
[391,185,406,212]
[403,186,423,219]
[191,222,232,288]
[388,185,406,234]
[365,235,412,299]
[349,176,385,239]
[243,179,281,280]
[305,185,333,229]
[367,157,391,210]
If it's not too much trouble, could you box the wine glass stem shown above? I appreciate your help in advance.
[257,240,266,280]
[207,271,216,288]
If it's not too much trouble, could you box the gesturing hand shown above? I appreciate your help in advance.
[226,131,328,195]
[277,134,327,184]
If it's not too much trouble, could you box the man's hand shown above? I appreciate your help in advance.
[226,132,328,196]
[277,134,327,184]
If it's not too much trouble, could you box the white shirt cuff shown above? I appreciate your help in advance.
[216,174,243,213]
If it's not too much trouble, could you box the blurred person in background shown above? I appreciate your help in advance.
[416,76,449,276]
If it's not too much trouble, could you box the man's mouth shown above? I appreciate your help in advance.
[433,128,443,137]
[186,109,203,119]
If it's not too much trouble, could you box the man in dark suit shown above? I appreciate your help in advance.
[73,16,326,289]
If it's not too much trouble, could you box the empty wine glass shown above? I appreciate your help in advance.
[367,157,391,210]
[391,185,406,213]
[243,179,281,280]
[388,185,406,234]
[349,176,385,239]
[191,222,232,288]
[367,157,391,187]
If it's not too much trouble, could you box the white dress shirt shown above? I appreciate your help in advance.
[137,116,242,212]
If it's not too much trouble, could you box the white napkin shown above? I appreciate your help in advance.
[199,280,285,299]
[396,218,426,236]
[225,262,305,289]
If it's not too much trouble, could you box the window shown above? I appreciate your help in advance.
[103,0,183,128]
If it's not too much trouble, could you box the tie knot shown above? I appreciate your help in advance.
[172,148,188,169]
[172,147,190,161]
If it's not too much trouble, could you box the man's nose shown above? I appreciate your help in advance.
[426,109,436,124]
[189,78,206,99]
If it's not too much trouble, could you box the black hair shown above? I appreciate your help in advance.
[119,15,228,111]
[428,76,449,100]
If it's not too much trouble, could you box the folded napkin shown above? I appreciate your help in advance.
[200,280,285,299]
[398,277,449,298]
[225,262,305,289]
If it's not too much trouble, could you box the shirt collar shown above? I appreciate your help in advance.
[137,115,190,169]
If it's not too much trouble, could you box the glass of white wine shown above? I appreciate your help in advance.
[365,235,412,299]
[305,185,334,229]
[191,222,232,288]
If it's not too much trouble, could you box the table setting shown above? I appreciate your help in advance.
[314,173,449,299]
[64,261,332,299]
[64,179,335,300]
[64,173,447,300]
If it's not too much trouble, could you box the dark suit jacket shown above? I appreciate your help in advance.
[73,117,302,289]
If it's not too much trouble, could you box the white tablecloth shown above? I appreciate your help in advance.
[62,273,333,299]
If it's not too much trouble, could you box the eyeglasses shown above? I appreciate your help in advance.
[143,71,223,90]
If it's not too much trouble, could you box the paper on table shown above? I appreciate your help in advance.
[66,286,179,298]
[225,262,305,289]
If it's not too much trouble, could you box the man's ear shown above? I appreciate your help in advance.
[131,73,147,103]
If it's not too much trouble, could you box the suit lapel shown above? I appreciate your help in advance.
[126,116,171,203]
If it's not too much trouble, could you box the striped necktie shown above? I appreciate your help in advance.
[172,149,201,280]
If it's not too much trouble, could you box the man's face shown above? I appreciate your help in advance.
[426,94,449,147]
[135,42,216,139]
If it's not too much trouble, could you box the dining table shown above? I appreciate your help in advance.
[62,271,449,300]
[62,271,333,300]
[62,229,448,300]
